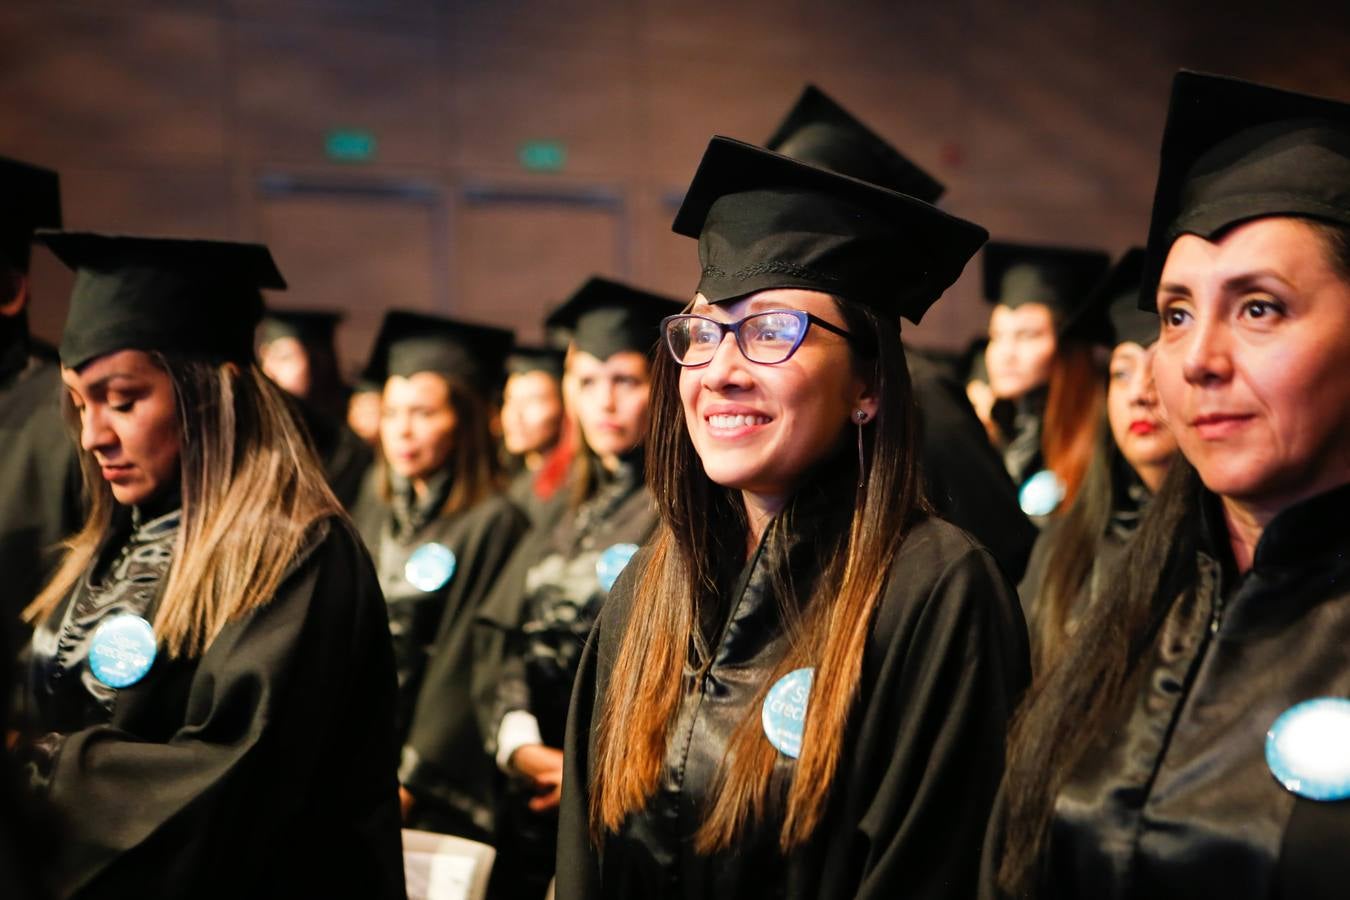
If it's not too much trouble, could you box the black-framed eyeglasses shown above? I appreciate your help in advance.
[661,309,855,367]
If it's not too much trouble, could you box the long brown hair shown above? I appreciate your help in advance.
[589,298,926,852]
[1042,340,1105,511]
[25,354,342,659]
[377,371,504,517]
[1031,413,1116,674]
[995,219,1350,897]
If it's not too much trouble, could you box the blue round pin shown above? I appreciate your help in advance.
[405,543,457,592]
[1266,697,1350,801]
[595,543,640,592]
[762,668,814,759]
[88,614,157,689]
[1019,469,1066,517]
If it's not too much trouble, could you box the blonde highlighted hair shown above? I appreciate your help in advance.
[25,354,342,659]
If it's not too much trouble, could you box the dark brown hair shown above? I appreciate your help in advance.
[589,298,927,852]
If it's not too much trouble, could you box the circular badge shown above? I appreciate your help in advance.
[1019,469,1066,517]
[405,543,457,593]
[1266,697,1350,801]
[88,614,158,689]
[762,668,814,759]
[595,543,640,592]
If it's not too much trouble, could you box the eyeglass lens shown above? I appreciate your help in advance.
[667,311,807,365]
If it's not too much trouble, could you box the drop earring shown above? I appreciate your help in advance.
[854,409,868,488]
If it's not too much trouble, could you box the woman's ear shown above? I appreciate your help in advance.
[852,378,880,424]
[0,273,29,317]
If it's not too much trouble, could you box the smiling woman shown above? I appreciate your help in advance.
[984,72,1350,900]
[557,137,1030,900]
[14,232,405,898]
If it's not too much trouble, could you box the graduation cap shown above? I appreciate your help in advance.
[506,345,565,380]
[258,308,343,348]
[544,277,684,360]
[1098,249,1156,348]
[982,240,1112,343]
[673,136,986,325]
[1,156,61,271]
[764,84,945,203]
[1140,70,1350,309]
[362,309,514,393]
[38,232,285,370]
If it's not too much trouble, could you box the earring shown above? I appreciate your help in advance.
[854,410,868,488]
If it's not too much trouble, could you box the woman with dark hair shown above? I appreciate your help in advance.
[15,232,404,898]
[557,137,1030,900]
[984,71,1350,900]
[982,242,1112,521]
[350,309,528,842]
[1017,248,1178,673]
[477,277,680,900]
[500,345,571,526]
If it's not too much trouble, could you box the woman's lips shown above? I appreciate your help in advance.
[100,464,135,482]
[1128,420,1160,436]
[1191,413,1255,440]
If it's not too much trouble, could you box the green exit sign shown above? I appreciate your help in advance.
[325,129,378,163]
[519,140,567,172]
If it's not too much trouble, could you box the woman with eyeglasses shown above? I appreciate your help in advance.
[555,138,1030,900]
[475,277,681,900]
[984,72,1350,900]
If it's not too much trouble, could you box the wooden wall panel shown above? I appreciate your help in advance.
[452,187,624,344]
[0,7,227,167]
[448,40,638,178]
[232,21,445,168]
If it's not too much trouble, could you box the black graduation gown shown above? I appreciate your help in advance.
[0,339,82,628]
[493,455,656,750]
[507,467,560,528]
[20,509,405,900]
[294,395,374,511]
[1017,456,1151,644]
[477,457,655,898]
[353,466,529,838]
[558,497,1030,900]
[991,484,1350,900]
[995,390,1046,493]
[908,350,1037,582]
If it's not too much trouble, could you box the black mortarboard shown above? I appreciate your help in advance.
[1140,70,1350,310]
[982,241,1111,317]
[1,156,61,271]
[258,308,343,347]
[506,345,565,380]
[362,309,514,393]
[764,85,945,203]
[1098,248,1156,347]
[544,277,684,360]
[673,136,986,325]
[39,232,285,370]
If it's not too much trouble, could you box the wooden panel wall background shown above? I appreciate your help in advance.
[4,0,1348,371]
